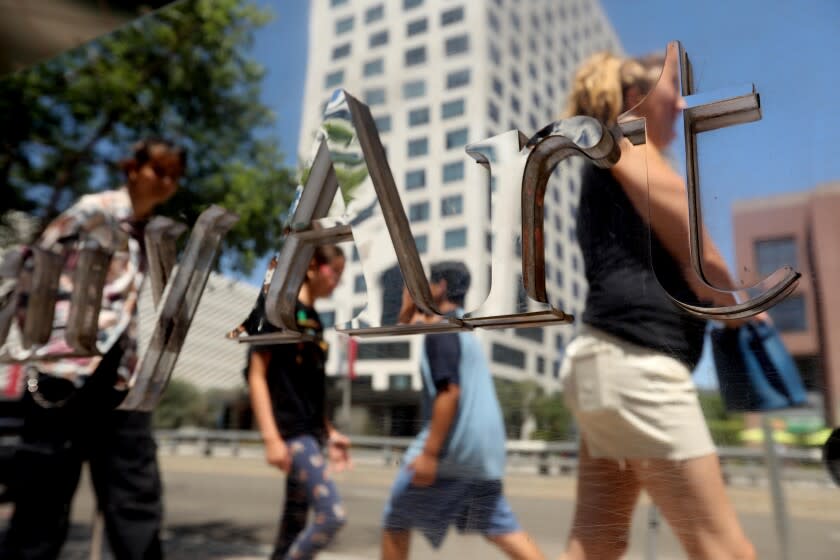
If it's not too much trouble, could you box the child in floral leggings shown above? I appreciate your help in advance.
[245,245,351,559]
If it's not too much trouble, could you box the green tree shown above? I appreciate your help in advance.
[698,390,745,446]
[0,0,295,273]
[531,391,574,441]
[152,379,209,429]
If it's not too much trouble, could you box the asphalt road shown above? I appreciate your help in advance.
[2,452,840,559]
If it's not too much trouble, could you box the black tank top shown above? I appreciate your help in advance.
[577,162,707,368]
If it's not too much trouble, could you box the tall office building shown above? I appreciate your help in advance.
[296,0,621,433]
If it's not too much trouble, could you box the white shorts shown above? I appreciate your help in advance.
[561,326,716,461]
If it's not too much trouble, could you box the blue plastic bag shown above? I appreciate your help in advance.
[709,322,807,412]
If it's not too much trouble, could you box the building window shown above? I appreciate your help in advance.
[537,356,545,375]
[363,58,384,76]
[441,194,463,217]
[408,107,430,126]
[374,115,391,133]
[488,101,499,123]
[510,68,521,86]
[515,327,544,342]
[407,17,427,36]
[445,127,468,149]
[365,4,384,23]
[320,311,335,328]
[403,0,423,11]
[441,6,464,26]
[510,39,520,59]
[492,343,526,368]
[407,138,428,157]
[364,88,386,105]
[335,16,354,34]
[510,12,521,30]
[353,274,367,293]
[409,201,430,222]
[389,374,412,391]
[769,294,807,332]
[402,80,426,100]
[330,0,348,6]
[446,69,470,89]
[404,46,427,66]
[441,98,465,119]
[369,30,389,48]
[555,268,563,287]
[414,234,428,253]
[357,342,411,360]
[492,77,503,96]
[755,238,798,277]
[443,161,464,183]
[444,227,467,248]
[324,70,344,88]
[489,43,501,64]
[487,11,500,31]
[406,169,426,190]
[445,35,470,56]
[511,95,521,114]
[332,43,351,60]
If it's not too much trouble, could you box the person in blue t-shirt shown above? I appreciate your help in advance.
[381,261,544,560]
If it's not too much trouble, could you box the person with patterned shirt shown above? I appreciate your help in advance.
[1,138,185,560]
[241,245,351,560]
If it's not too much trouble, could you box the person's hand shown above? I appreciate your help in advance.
[327,431,353,473]
[265,438,291,473]
[409,451,438,487]
[398,286,418,324]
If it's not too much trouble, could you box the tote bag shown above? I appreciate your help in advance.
[709,322,807,412]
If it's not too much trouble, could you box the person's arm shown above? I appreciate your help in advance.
[611,139,739,308]
[248,349,290,472]
[410,333,461,486]
[324,417,353,472]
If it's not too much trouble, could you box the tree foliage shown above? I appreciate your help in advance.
[0,0,295,272]
[493,378,574,441]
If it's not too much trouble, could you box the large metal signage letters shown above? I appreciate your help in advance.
[254,40,798,344]
[0,205,238,411]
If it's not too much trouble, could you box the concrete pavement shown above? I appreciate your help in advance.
[2,453,839,559]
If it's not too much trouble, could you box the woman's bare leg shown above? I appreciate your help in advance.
[560,440,641,560]
[629,453,755,560]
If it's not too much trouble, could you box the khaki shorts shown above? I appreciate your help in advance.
[561,326,715,461]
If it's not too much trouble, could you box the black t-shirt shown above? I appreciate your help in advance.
[259,301,329,443]
[577,162,707,368]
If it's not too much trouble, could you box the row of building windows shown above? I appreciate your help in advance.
[370,98,464,135]
[331,33,470,62]
[330,68,470,95]
[407,194,464,223]
[405,161,465,190]
[403,128,468,158]
[349,227,467,261]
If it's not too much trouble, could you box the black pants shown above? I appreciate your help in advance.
[0,369,163,560]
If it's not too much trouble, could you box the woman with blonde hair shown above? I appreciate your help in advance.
[558,45,755,560]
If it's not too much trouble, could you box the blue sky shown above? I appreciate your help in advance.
[247,1,840,387]
[250,0,840,265]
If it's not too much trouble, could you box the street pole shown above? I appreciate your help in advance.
[761,414,791,560]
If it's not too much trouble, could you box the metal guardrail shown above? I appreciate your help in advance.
[154,429,830,486]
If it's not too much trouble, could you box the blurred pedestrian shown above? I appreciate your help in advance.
[245,245,351,559]
[557,46,755,560]
[1,138,185,559]
[381,262,544,560]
